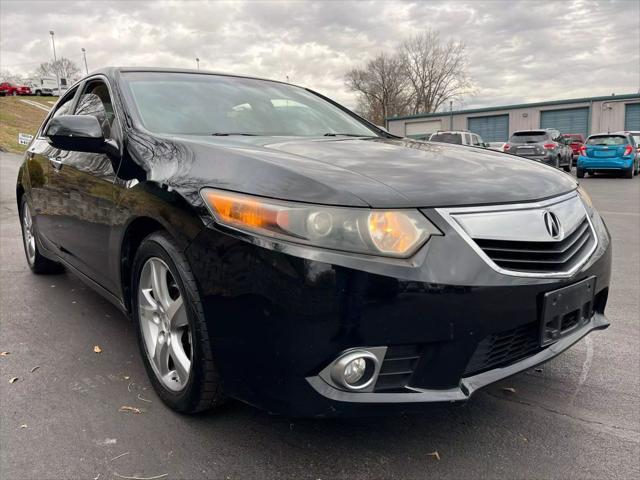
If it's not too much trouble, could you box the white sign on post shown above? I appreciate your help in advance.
[18,133,34,146]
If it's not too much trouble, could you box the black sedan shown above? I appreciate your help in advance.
[17,68,611,416]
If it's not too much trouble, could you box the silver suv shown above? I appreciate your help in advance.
[504,129,572,172]
[427,130,487,148]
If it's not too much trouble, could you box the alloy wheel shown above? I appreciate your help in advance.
[138,257,192,392]
[22,204,36,265]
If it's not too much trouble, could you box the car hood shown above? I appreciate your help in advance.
[128,133,577,208]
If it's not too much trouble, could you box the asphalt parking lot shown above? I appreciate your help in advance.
[1,151,638,480]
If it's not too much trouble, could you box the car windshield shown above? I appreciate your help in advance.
[121,72,378,137]
[509,131,549,143]
[429,132,462,144]
[586,135,627,146]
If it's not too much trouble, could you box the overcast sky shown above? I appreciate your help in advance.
[1,0,638,110]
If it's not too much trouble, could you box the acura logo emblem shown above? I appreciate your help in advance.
[543,210,562,239]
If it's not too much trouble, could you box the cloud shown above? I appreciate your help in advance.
[1,0,638,109]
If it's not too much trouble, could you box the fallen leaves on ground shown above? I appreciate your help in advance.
[534,367,543,373]
[427,451,441,460]
[19,424,27,429]
[93,345,102,354]
[501,387,516,393]
[9,377,18,384]
[0,351,9,356]
[119,406,143,414]
[30,366,40,373]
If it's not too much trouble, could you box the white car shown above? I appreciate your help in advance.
[428,130,487,148]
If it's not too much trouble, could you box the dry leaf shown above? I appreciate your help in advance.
[30,366,40,373]
[20,424,27,429]
[9,377,18,384]
[534,368,543,373]
[93,345,102,354]
[114,473,167,480]
[0,351,9,356]
[123,375,130,380]
[501,387,516,393]
[427,451,441,461]
[119,406,143,414]
[137,393,152,403]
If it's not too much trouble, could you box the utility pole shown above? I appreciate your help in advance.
[449,100,453,130]
[81,48,88,74]
[195,57,200,70]
[49,30,61,95]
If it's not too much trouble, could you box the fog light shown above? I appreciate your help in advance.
[329,349,380,391]
[344,357,366,385]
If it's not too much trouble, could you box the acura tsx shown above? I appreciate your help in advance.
[17,68,611,416]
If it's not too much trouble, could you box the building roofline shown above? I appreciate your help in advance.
[387,93,640,121]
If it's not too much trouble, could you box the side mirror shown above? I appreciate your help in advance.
[45,115,105,153]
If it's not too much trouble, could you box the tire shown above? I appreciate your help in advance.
[624,166,633,179]
[19,197,64,274]
[35,90,42,96]
[563,162,571,173]
[555,156,560,169]
[577,168,585,178]
[12,91,17,96]
[131,231,226,413]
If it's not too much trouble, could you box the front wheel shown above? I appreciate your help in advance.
[577,168,585,178]
[624,166,633,179]
[132,231,226,413]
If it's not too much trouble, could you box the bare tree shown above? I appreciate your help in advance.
[35,57,81,81]
[401,31,473,114]
[345,53,411,125]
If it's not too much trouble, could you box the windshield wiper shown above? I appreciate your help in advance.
[211,132,258,136]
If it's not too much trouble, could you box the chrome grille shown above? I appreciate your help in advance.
[474,217,595,273]
[436,192,598,278]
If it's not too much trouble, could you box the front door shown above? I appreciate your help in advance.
[47,78,122,292]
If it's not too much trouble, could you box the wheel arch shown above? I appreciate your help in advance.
[119,216,167,314]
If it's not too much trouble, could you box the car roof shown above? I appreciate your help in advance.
[90,66,294,87]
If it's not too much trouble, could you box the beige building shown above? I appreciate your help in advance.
[386,93,640,142]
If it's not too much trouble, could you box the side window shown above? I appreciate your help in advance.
[41,86,78,135]
[464,133,471,145]
[75,80,116,139]
[472,135,481,146]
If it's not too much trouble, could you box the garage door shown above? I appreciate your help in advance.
[405,119,442,138]
[624,103,640,130]
[540,107,589,137]
[467,115,509,142]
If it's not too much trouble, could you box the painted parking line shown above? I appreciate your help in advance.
[19,99,51,112]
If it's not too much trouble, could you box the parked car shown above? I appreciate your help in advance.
[0,82,32,96]
[577,132,638,178]
[428,130,487,147]
[562,133,585,165]
[503,129,572,172]
[487,141,506,152]
[17,68,611,417]
[26,81,54,96]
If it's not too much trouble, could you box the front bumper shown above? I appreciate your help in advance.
[185,203,612,417]
[578,155,633,170]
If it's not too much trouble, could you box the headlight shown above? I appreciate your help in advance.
[200,188,440,258]
[577,186,594,216]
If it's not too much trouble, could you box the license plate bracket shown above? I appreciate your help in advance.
[540,276,596,346]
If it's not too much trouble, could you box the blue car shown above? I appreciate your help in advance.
[577,132,638,178]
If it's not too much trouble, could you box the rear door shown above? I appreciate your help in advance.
[47,77,123,291]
